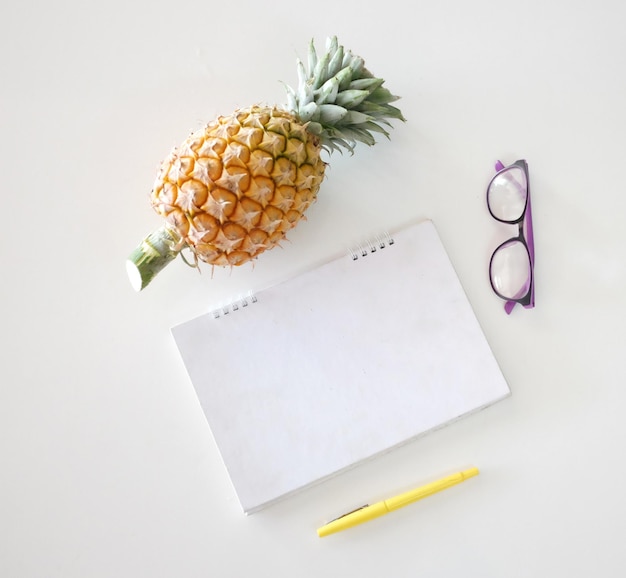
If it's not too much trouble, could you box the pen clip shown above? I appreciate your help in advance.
[326,504,369,524]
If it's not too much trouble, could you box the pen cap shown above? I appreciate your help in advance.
[317,502,389,537]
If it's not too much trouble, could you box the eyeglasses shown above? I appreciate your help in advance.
[487,159,535,314]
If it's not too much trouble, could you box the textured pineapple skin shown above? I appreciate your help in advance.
[150,105,326,267]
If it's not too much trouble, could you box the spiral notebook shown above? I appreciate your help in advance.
[172,219,510,514]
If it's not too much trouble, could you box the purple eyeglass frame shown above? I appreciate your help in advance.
[487,159,535,314]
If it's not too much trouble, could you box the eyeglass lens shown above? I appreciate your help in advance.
[487,166,527,222]
[490,240,531,300]
[488,163,531,303]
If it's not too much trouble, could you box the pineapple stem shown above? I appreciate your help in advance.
[126,225,182,291]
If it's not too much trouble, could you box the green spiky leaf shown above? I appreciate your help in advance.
[284,36,404,153]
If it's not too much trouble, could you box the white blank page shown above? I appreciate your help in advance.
[172,220,510,513]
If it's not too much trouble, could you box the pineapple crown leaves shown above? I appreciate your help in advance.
[283,36,405,154]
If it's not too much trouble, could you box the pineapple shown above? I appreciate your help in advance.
[127,36,404,291]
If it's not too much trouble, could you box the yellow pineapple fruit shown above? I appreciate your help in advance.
[127,36,404,290]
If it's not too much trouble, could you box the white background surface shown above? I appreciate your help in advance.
[2,1,625,576]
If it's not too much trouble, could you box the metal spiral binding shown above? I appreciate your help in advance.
[212,291,258,319]
[349,231,395,260]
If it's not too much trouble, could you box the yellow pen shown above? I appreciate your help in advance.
[317,467,479,537]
